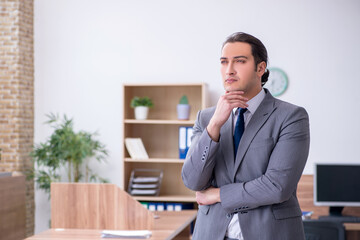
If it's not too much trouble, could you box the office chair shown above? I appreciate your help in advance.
[303,220,345,240]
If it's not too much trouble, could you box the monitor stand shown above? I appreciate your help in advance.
[329,206,344,216]
[319,206,360,223]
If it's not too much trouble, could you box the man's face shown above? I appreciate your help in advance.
[220,42,262,95]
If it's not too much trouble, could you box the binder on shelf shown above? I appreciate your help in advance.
[179,127,194,159]
[148,203,157,211]
[181,203,194,210]
[140,202,194,212]
[156,203,165,211]
[140,202,149,209]
[174,203,182,211]
[186,127,193,151]
[174,203,194,211]
[179,127,187,159]
[166,203,174,211]
[125,138,149,160]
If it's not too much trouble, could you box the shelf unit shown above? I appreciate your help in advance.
[122,83,207,203]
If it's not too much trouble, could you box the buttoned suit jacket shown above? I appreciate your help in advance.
[182,89,310,240]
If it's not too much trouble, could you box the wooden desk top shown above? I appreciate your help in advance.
[26,229,176,240]
[344,223,360,231]
[26,210,197,240]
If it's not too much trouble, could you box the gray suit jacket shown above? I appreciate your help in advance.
[182,89,310,240]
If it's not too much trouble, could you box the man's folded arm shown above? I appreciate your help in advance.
[182,111,220,191]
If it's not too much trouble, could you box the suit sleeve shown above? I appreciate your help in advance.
[181,110,220,191]
[220,107,310,213]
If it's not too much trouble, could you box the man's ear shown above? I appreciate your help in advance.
[256,61,266,77]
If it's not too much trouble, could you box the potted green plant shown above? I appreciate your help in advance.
[28,113,108,195]
[177,95,190,120]
[130,96,154,120]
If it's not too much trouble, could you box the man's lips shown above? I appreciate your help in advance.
[225,78,238,83]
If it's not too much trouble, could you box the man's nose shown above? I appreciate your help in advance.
[226,62,236,76]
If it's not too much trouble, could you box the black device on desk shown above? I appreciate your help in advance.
[314,163,360,222]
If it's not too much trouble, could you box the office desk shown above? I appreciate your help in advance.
[26,210,197,240]
[344,223,360,240]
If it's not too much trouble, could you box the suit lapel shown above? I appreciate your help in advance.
[233,92,277,179]
[220,112,235,178]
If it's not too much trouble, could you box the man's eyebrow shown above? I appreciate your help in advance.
[233,56,248,59]
[220,56,248,60]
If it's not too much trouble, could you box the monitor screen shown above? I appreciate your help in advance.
[314,163,360,207]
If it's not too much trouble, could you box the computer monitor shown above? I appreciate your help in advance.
[314,163,360,216]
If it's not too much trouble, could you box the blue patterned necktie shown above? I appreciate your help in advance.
[234,108,247,157]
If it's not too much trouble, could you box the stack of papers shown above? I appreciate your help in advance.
[101,230,152,239]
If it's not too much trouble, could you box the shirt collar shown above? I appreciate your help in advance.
[232,88,266,115]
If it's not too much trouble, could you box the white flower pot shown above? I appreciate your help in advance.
[177,104,190,120]
[134,106,149,120]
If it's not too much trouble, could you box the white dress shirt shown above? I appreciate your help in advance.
[225,89,266,239]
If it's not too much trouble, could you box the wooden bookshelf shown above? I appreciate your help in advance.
[125,158,187,164]
[124,119,195,125]
[122,83,207,202]
[133,195,197,203]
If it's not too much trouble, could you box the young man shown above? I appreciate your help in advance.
[182,32,310,240]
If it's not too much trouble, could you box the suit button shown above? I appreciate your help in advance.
[205,146,209,149]
[240,211,248,214]
[226,213,232,219]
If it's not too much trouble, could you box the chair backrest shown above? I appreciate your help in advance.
[303,220,345,240]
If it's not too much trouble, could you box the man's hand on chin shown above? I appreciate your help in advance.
[196,187,221,205]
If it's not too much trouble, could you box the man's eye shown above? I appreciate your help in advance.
[220,60,227,64]
[236,59,245,63]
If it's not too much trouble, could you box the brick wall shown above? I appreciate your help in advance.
[0,0,34,237]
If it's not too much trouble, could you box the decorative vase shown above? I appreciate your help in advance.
[134,106,149,120]
[177,104,190,120]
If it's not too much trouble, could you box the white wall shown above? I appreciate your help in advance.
[34,0,360,233]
